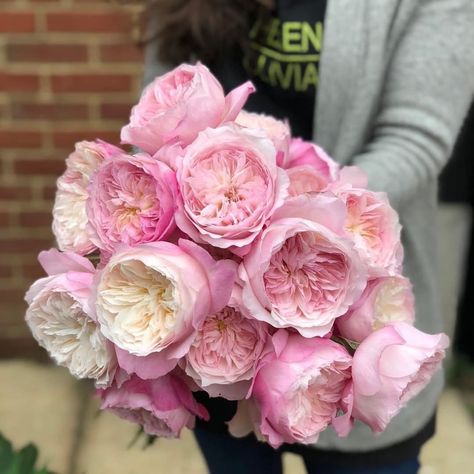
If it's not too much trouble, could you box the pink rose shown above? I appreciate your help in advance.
[53,140,121,255]
[121,63,255,154]
[236,110,291,166]
[352,322,449,433]
[285,138,339,196]
[95,239,237,378]
[337,276,415,342]
[25,249,116,387]
[334,185,403,275]
[99,373,209,438]
[239,194,367,337]
[244,331,353,448]
[175,124,289,254]
[87,151,178,253]
[152,140,185,172]
[183,300,270,400]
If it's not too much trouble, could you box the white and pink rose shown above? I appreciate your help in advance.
[25,249,116,387]
[95,239,237,378]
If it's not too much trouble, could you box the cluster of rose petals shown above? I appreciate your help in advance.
[247,331,352,448]
[99,373,209,438]
[24,62,451,444]
[121,62,255,155]
[285,138,339,197]
[335,185,403,275]
[175,124,289,254]
[184,302,270,399]
[239,194,368,337]
[236,110,291,166]
[95,239,237,378]
[87,152,178,253]
[53,140,120,255]
[351,322,448,433]
[337,276,415,342]
[25,249,116,387]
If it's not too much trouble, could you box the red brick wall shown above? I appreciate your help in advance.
[0,0,144,355]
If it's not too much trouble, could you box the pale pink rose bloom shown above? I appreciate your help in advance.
[152,140,185,172]
[332,181,403,275]
[236,110,291,166]
[184,300,270,400]
[175,124,289,254]
[337,276,415,342]
[352,322,449,433]
[52,140,121,255]
[25,249,116,387]
[243,330,352,448]
[239,194,368,337]
[87,152,178,253]
[98,373,209,438]
[285,138,339,196]
[121,63,255,154]
[95,239,237,379]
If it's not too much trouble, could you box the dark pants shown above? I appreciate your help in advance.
[194,428,420,474]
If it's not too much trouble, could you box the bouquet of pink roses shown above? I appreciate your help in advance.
[25,63,448,448]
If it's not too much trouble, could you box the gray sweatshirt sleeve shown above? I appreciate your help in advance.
[352,0,474,210]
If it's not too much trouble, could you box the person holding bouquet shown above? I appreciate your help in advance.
[132,1,474,473]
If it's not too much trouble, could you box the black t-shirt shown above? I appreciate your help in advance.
[211,0,327,139]
[203,0,436,464]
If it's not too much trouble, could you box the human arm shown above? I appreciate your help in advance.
[352,0,474,210]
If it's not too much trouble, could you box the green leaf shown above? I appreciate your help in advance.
[0,433,14,472]
[331,335,360,355]
[0,433,51,474]
[15,444,38,474]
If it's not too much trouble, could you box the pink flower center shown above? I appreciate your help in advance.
[264,232,347,319]
[102,163,161,243]
[184,149,270,228]
[287,363,350,439]
[345,195,384,256]
[188,307,265,381]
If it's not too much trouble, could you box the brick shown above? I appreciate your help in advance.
[42,185,57,201]
[18,212,52,228]
[0,264,13,278]
[53,130,120,148]
[100,103,132,121]
[0,289,26,304]
[0,130,42,148]
[14,159,65,176]
[0,212,10,227]
[7,44,88,63]
[51,74,132,93]
[0,13,35,33]
[11,103,89,121]
[0,186,33,202]
[0,130,43,148]
[100,43,143,62]
[46,12,130,33]
[22,263,46,280]
[0,238,52,254]
[0,73,39,92]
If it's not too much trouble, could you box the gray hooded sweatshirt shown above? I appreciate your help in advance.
[143,0,474,451]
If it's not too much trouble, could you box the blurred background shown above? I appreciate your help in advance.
[0,1,472,473]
